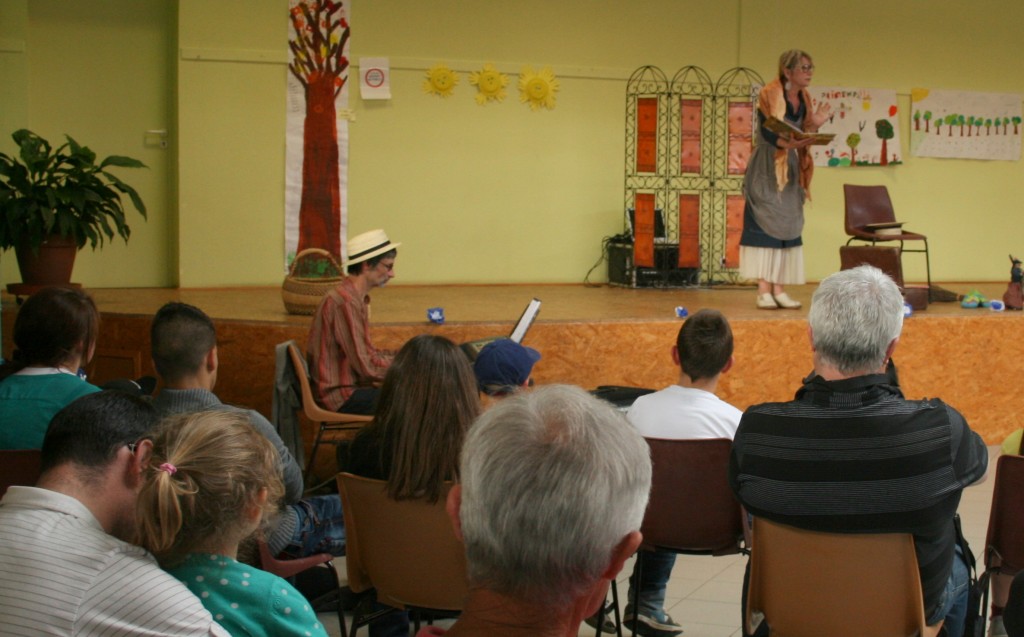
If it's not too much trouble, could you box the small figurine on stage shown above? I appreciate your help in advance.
[1004,255,1023,310]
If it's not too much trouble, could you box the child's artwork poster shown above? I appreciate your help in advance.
[807,87,902,167]
[910,89,1021,161]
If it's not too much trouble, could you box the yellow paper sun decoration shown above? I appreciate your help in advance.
[469,63,509,105]
[518,66,560,111]
[423,63,458,98]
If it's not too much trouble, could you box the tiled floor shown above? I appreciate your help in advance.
[318,445,1001,637]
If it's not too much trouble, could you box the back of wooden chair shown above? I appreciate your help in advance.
[747,517,928,637]
[286,341,371,484]
[0,449,43,496]
[337,472,467,611]
[641,438,744,554]
[985,454,1024,575]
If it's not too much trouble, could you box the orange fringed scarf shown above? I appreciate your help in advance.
[759,79,815,199]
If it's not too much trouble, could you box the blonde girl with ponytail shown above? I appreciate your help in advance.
[136,410,327,637]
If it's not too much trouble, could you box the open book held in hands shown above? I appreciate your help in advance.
[764,116,835,145]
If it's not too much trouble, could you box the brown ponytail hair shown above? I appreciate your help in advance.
[135,411,284,567]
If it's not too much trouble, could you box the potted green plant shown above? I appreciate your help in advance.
[0,128,147,287]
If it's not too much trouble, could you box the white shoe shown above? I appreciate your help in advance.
[773,292,802,309]
[757,293,779,309]
[990,615,1007,637]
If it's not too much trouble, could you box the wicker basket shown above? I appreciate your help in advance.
[281,248,343,315]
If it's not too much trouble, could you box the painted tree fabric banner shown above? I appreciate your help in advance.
[285,0,351,267]
[910,89,1022,160]
[807,87,902,167]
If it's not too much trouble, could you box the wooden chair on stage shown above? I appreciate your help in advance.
[843,184,932,300]
[285,342,372,488]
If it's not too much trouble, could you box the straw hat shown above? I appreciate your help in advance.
[344,229,401,266]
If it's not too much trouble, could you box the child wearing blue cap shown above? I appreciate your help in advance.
[473,339,541,397]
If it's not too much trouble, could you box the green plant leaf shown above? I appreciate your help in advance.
[100,155,147,169]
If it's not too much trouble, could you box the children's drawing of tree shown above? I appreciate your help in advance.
[985,118,992,135]
[944,114,957,136]
[923,110,932,132]
[1004,117,1011,134]
[957,114,966,136]
[846,132,861,165]
[875,120,894,166]
[1014,116,1021,134]
[975,116,983,136]
[913,110,921,131]
[288,0,350,258]
[966,115,974,137]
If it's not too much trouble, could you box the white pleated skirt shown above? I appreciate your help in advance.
[739,246,805,285]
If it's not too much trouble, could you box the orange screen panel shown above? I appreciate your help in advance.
[678,194,700,268]
[633,193,656,268]
[636,98,658,174]
[728,102,753,175]
[725,195,745,268]
[680,99,702,174]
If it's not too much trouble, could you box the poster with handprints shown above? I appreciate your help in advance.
[806,87,902,167]
[910,89,1021,160]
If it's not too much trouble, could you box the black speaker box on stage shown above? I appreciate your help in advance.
[606,242,699,288]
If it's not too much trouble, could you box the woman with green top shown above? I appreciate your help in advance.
[0,287,100,449]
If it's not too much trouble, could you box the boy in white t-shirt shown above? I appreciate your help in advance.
[624,309,740,637]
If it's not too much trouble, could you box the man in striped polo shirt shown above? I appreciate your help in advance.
[730,265,987,637]
[0,391,227,636]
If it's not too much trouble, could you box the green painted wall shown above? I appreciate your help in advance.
[3,0,1024,288]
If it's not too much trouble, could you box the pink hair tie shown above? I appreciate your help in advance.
[158,463,177,476]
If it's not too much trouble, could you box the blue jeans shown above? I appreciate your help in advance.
[928,545,969,636]
[627,549,676,618]
[283,494,347,557]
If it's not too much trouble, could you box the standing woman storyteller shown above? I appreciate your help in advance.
[740,49,831,309]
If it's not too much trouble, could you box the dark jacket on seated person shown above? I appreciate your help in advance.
[729,372,988,620]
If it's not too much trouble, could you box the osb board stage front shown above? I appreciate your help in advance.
[3,283,1019,454]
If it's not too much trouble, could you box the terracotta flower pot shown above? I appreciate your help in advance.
[15,235,78,286]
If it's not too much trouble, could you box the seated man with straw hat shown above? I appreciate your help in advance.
[307,229,401,415]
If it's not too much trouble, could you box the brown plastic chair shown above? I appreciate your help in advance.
[601,438,744,636]
[746,517,930,637]
[984,455,1024,582]
[0,449,42,496]
[286,341,372,485]
[843,184,932,297]
[337,472,468,636]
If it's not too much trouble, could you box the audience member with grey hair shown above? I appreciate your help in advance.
[807,263,905,375]
[420,384,651,637]
[730,265,987,637]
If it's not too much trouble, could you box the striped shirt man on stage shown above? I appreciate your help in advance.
[0,391,227,636]
[729,265,987,637]
[307,229,400,415]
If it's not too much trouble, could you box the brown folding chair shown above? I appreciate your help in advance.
[747,517,931,637]
[0,449,43,496]
[983,455,1024,620]
[843,184,932,298]
[285,341,372,487]
[337,473,468,637]
[598,438,744,636]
